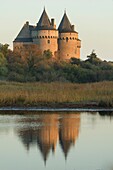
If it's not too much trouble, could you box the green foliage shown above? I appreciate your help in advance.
[0,44,113,83]
[98,100,113,107]
[0,52,8,77]
[70,57,81,65]
[8,72,25,82]
[0,52,7,66]
[0,66,8,77]
[86,50,102,65]
[43,49,52,59]
[0,44,9,57]
[7,50,113,83]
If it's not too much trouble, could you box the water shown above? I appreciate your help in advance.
[0,111,113,170]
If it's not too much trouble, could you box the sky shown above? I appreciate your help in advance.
[0,0,113,60]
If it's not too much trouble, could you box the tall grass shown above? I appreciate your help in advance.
[0,81,113,107]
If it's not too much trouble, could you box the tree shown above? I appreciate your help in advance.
[0,52,8,77]
[43,50,52,59]
[86,50,102,65]
[0,44,9,57]
[70,57,81,65]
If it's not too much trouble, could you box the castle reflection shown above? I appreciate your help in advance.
[37,114,59,164]
[59,114,80,159]
[16,113,80,164]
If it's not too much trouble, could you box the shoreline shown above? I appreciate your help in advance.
[0,102,113,112]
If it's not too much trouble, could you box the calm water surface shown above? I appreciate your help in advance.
[0,111,113,170]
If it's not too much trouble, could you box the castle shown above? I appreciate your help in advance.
[13,8,81,60]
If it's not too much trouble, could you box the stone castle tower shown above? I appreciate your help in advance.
[13,8,81,60]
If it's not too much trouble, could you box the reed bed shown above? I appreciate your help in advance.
[0,81,113,107]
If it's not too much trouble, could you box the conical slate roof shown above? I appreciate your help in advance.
[58,12,74,33]
[14,22,33,42]
[37,8,54,30]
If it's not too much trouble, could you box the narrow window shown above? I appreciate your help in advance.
[48,40,50,44]
[66,37,68,42]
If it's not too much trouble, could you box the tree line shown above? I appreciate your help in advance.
[0,43,113,83]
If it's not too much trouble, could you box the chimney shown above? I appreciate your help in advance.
[51,18,55,28]
[26,21,29,26]
[71,25,75,31]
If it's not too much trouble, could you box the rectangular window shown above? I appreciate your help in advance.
[48,40,50,44]
[66,37,68,42]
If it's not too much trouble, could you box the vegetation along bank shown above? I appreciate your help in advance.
[0,81,113,108]
[0,44,113,108]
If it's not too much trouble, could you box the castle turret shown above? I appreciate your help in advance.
[58,12,81,60]
[32,8,58,57]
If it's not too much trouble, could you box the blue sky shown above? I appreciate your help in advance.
[0,0,113,60]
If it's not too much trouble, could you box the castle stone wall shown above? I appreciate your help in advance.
[58,32,80,60]
[32,30,58,56]
[13,42,32,54]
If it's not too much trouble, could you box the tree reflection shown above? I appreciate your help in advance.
[99,111,113,116]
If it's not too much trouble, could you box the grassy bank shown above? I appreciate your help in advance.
[0,81,113,108]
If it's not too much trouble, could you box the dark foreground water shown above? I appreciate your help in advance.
[0,111,113,170]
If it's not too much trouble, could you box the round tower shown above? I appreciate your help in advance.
[58,12,81,60]
[32,9,58,57]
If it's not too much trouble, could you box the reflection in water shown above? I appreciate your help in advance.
[16,113,80,164]
[59,114,80,159]
[1,111,113,170]
[99,111,113,116]
[37,114,59,165]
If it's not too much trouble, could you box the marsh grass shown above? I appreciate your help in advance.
[0,81,113,107]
